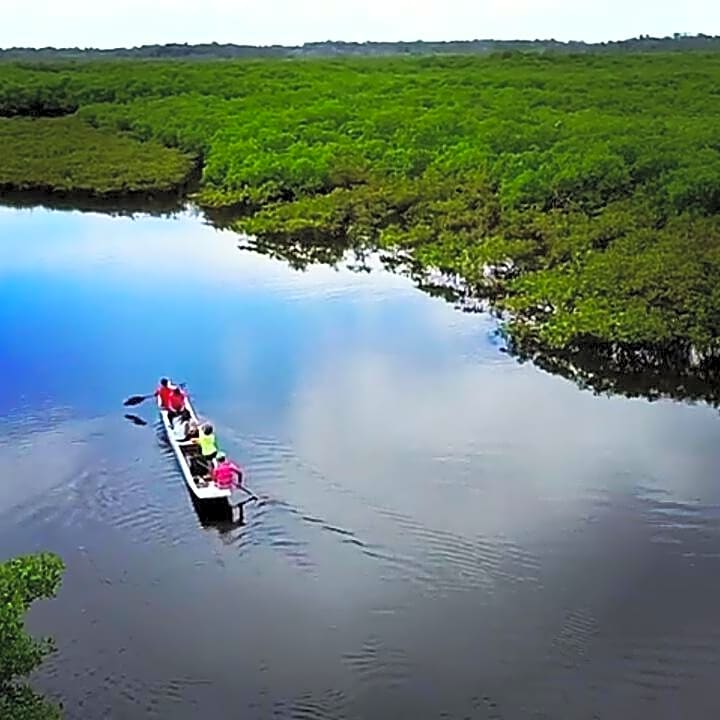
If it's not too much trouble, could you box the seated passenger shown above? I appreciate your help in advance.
[173,409,192,440]
[192,423,218,478]
[184,419,200,442]
[211,453,243,490]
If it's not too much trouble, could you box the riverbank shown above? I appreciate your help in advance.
[1,53,719,373]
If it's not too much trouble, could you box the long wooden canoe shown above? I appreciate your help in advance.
[158,390,255,509]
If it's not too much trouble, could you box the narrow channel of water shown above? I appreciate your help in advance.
[1,205,719,719]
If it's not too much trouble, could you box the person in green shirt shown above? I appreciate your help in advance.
[189,423,218,480]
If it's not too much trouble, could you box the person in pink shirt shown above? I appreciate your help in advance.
[211,453,243,490]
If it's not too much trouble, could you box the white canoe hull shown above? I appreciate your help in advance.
[159,394,254,506]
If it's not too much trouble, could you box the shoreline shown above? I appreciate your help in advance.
[2,53,718,396]
[2,187,718,406]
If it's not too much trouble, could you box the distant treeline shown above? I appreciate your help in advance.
[1,34,720,61]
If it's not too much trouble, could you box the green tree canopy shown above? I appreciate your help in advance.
[0,553,65,720]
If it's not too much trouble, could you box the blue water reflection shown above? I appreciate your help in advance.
[2,205,720,720]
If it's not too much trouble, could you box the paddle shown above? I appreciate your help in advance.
[124,413,149,426]
[235,471,259,503]
[123,394,153,407]
[229,485,259,504]
[123,382,186,407]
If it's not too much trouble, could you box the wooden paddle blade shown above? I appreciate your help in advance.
[124,413,148,426]
[123,394,150,407]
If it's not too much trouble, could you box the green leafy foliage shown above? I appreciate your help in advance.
[1,53,720,357]
[0,116,195,196]
[0,553,65,720]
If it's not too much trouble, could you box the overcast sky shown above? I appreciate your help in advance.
[1,0,718,48]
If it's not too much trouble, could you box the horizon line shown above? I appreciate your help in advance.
[2,33,717,52]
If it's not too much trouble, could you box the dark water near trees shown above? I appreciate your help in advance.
[2,204,720,720]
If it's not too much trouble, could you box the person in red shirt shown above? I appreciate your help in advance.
[167,386,187,426]
[154,378,173,409]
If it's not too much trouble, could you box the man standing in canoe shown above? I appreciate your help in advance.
[154,378,173,410]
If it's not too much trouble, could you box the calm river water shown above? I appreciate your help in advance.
[1,204,720,720]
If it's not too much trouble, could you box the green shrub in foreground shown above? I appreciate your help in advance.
[0,553,65,720]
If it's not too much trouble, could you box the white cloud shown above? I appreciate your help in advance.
[282,344,720,547]
[0,0,717,48]
[0,207,413,295]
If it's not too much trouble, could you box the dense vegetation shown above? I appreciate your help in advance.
[0,117,194,196]
[1,53,719,381]
[0,553,65,720]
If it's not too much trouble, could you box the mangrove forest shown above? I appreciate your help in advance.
[1,52,719,385]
